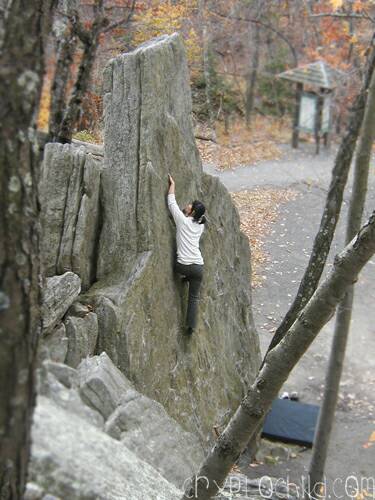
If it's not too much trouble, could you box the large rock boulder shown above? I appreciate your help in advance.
[40,144,102,290]
[64,309,98,368]
[42,272,81,332]
[39,33,261,447]
[77,352,204,488]
[30,397,182,500]
[78,352,134,419]
[84,33,261,444]
[30,354,205,495]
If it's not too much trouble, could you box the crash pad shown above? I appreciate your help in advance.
[262,398,320,447]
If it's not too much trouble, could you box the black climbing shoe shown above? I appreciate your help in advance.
[186,326,194,335]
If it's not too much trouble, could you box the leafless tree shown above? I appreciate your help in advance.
[307,56,375,499]
[49,0,136,143]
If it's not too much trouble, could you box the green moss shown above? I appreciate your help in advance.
[73,130,99,144]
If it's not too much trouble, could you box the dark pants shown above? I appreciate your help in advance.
[175,262,204,329]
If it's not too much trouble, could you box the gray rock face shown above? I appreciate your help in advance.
[64,310,98,368]
[85,33,261,443]
[38,323,68,364]
[30,397,182,500]
[42,272,81,332]
[40,144,102,290]
[37,361,104,428]
[78,352,133,419]
[31,354,207,497]
[105,389,204,488]
[76,352,204,488]
[39,33,261,447]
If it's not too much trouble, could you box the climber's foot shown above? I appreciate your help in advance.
[186,326,194,335]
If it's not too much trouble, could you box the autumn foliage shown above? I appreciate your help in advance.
[38,0,375,144]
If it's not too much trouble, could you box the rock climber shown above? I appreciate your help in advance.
[167,174,207,335]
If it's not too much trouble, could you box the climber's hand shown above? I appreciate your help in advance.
[168,174,175,186]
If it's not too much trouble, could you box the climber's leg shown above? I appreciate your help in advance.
[186,264,203,330]
[175,262,191,282]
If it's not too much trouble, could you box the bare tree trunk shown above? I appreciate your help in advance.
[245,23,260,128]
[0,0,54,497]
[56,0,136,143]
[307,62,375,499]
[48,0,78,141]
[292,82,303,148]
[57,1,107,143]
[264,40,375,359]
[182,210,375,500]
[199,0,215,134]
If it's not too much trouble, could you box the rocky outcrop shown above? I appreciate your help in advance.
[64,308,98,368]
[86,33,260,443]
[30,356,295,499]
[42,272,81,332]
[39,144,102,290]
[39,33,261,447]
[30,397,182,500]
[30,354,204,496]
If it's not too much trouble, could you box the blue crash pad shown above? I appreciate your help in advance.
[262,398,320,447]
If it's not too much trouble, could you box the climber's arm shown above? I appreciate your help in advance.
[168,174,175,195]
[167,174,185,225]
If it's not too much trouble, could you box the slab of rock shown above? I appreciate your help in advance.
[105,389,204,489]
[38,33,261,449]
[24,482,45,500]
[77,352,133,419]
[64,310,98,368]
[30,397,181,500]
[42,272,81,332]
[40,143,102,290]
[36,354,203,491]
[39,144,77,276]
[71,153,102,289]
[37,361,103,428]
[84,33,261,444]
[38,323,68,364]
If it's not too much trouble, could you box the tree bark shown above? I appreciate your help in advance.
[57,1,107,143]
[48,0,79,141]
[182,209,375,500]
[0,0,54,497]
[263,39,375,359]
[292,82,303,148]
[307,60,375,499]
[199,0,215,135]
[245,23,260,127]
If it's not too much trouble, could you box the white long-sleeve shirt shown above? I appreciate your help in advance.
[167,193,204,265]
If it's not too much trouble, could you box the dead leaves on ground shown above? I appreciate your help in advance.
[196,116,290,170]
[231,188,299,287]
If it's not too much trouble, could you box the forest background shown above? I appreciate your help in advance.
[38,0,375,169]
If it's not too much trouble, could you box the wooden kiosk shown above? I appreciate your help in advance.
[278,61,340,154]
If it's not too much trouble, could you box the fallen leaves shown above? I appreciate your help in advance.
[362,430,375,449]
[231,188,299,287]
[196,116,290,170]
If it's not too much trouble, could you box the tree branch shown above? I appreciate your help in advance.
[103,0,137,34]
[182,210,375,500]
[310,12,374,22]
[208,7,298,66]
[263,36,375,361]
